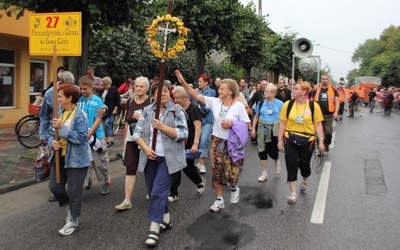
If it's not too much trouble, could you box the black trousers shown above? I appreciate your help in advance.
[284,139,314,182]
[49,156,88,220]
[170,159,202,196]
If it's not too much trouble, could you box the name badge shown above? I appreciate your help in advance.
[295,115,304,124]
[267,109,273,115]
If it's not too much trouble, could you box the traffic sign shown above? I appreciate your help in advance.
[29,12,81,56]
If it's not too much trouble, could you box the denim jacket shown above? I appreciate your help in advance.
[39,87,56,140]
[133,100,188,174]
[192,87,215,124]
[47,107,90,168]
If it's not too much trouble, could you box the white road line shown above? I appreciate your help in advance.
[311,161,331,224]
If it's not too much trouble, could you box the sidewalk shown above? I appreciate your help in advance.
[0,127,125,195]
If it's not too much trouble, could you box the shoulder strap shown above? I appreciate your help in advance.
[286,99,314,122]
[257,99,264,114]
[286,99,295,119]
[309,100,314,123]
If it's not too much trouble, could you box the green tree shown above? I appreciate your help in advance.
[88,26,158,86]
[172,0,242,77]
[206,59,244,81]
[0,0,150,77]
[266,32,297,82]
[225,3,270,83]
[88,25,198,85]
[351,25,400,86]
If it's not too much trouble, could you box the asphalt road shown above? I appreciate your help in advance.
[1,110,399,250]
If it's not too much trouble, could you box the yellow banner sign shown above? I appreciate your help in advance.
[29,12,81,56]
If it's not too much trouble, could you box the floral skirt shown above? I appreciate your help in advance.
[210,135,244,188]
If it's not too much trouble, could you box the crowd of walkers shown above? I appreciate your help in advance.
[39,67,399,247]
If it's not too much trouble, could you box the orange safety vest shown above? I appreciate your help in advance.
[314,85,336,112]
[344,88,351,100]
[347,90,354,101]
[356,86,365,98]
[338,89,345,103]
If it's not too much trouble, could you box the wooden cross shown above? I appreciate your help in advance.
[151,0,174,151]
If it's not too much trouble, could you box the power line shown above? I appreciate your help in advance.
[317,45,353,54]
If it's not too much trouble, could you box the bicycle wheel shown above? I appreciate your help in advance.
[112,112,122,135]
[17,117,41,148]
[15,115,36,135]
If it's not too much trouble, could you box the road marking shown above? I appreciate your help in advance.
[311,161,331,224]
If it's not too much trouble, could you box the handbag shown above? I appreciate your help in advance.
[34,143,52,182]
[287,131,312,147]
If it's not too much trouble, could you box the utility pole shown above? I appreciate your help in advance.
[258,0,262,16]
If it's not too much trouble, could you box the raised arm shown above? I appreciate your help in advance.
[175,70,205,105]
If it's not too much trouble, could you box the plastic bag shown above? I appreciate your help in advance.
[34,144,52,182]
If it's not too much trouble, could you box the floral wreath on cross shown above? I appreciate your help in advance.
[146,14,189,61]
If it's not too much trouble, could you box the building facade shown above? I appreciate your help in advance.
[0,10,63,128]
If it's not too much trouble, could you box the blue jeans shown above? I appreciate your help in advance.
[199,122,213,158]
[103,115,114,137]
[144,157,173,223]
[369,99,375,113]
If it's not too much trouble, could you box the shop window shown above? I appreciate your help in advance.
[0,49,15,108]
[30,60,48,103]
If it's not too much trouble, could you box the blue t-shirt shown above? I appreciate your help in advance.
[192,87,216,124]
[256,99,283,123]
[77,95,105,139]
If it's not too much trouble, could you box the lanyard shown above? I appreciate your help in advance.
[59,106,75,125]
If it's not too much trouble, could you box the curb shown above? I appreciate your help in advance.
[0,177,38,195]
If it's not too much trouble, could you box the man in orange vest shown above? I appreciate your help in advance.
[337,83,346,121]
[313,74,339,153]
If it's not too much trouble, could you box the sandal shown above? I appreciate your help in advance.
[159,221,172,233]
[144,231,159,247]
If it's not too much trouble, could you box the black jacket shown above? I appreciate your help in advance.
[99,86,121,119]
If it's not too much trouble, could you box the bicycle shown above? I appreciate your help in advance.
[15,103,42,148]
[112,107,127,135]
[112,98,127,135]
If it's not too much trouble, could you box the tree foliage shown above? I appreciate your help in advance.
[350,25,400,86]
[88,25,198,86]
[266,32,297,82]
[225,3,270,82]
[172,0,242,77]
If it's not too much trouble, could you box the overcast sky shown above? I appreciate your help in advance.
[241,0,400,82]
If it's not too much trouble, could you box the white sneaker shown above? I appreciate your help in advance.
[300,180,309,193]
[210,199,225,212]
[230,187,240,203]
[258,173,268,182]
[168,195,179,203]
[198,164,206,174]
[287,192,297,204]
[275,160,281,174]
[196,177,206,195]
[58,219,79,236]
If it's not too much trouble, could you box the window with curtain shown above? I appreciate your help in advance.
[0,49,15,108]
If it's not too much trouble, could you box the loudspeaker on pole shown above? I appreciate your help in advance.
[298,57,318,75]
[292,38,313,58]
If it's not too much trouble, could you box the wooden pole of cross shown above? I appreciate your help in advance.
[52,45,60,183]
[151,0,174,151]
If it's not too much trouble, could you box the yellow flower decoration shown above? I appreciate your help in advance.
[146,15,188,61]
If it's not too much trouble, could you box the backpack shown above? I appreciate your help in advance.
[258,99,314,122]
[351,92,358,101]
